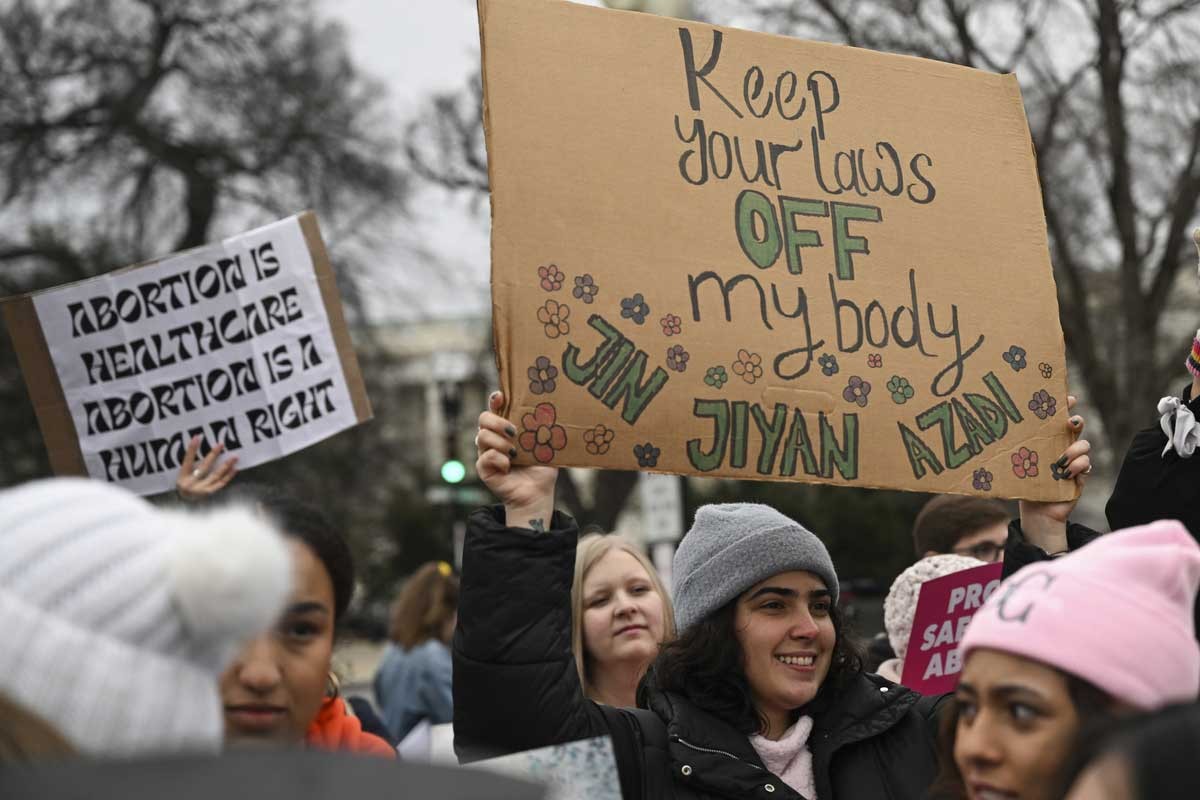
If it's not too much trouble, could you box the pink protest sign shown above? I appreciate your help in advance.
[900,561,1004,695]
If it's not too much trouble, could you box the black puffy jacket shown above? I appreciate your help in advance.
[453,505,947,800]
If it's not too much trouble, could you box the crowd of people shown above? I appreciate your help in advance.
[2,340,1199,800]
[455,353,1200,799]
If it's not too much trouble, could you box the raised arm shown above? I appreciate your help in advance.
[453,392,611,762]
[474,391,557,529]
[1008,396,1096,576]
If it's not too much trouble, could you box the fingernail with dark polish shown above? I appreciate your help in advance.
[1055,455,1068,469]
[508,448,517,459]
[505,425,516,437]
[1071,416,1082,426]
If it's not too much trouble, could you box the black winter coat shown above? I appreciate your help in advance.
[1102,382,1200,634]
[1106,382,1200,537]
[453,506,948,800]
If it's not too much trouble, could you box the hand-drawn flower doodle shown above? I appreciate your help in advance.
[1038,362,1053,379]
[634,442,661,468]
[818,353,840,377]
[620,293,650,325]
[704,366,728,389]
[732,349,763,384]
[518,403,567,464]
[660,313,682,336]
[972,468,993,491]
[867,353,883,368]
[1003,345,1027,372]
[1028,389,1057,420]
[1011,447,1039,479]
[572,274,598,304]
[528,356,558,395]
[666,344,690,372]
[842,376,871,407]
[537,263,564,292]
[583,424,615,455]
[537,299,570,339]
[887,375,915,404]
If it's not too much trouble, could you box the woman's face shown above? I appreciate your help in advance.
[581,549,666,669]
[220,539,335,748]
[733,570,836,739]
[954,648,1082,800]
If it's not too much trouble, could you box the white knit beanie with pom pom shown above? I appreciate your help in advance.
[884,553,984,661]
[0,477,291,757]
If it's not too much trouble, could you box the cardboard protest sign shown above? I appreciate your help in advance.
[901,561,1003,694]
[2,212,372,495]
[480,0,1078,500]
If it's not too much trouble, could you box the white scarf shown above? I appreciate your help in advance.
[749,715,817,799]
[1157,396,1199,458]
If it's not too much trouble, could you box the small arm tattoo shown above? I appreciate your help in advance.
[529,518,546,533]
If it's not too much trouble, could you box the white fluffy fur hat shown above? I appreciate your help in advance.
[0,477,291,757]
[884,553,984,661]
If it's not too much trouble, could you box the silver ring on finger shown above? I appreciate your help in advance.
[192,468,203,479]
[1083,465,1092,474]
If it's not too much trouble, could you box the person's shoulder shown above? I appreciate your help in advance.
[374,642,405,673]
[832,671,925,719]
[851,669,903,693]
[857,672,948,712]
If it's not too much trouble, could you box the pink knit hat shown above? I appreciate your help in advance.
[960,520,1200,710]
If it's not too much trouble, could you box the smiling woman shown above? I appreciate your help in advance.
[463,392,1089,799]
[641,502,935,799]
[218,487,394,757]
[735,574,838,732]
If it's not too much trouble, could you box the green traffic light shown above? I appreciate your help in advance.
[441,459,467,484]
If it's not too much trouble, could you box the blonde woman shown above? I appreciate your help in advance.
[571,533,675,708]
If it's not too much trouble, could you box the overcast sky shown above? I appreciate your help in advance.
[321,0,606,321]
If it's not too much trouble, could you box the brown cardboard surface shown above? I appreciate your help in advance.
[0,295,87,476]
[480,0,1076,501]
[299,211,373,424]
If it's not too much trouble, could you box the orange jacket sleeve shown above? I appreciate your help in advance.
[306,696,396,759]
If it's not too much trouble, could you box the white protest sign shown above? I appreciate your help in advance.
[5,212,371,494]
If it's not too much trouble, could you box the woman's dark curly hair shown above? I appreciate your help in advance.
[644,595,864,735]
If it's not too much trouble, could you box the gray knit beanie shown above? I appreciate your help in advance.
[672,503,838,633]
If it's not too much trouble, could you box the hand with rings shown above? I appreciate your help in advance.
[176,435,239,502]
[1018,394,1093,551]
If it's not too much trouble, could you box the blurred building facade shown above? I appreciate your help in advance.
[369,316,495,487]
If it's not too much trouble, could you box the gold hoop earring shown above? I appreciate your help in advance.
[325,671,341,700]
